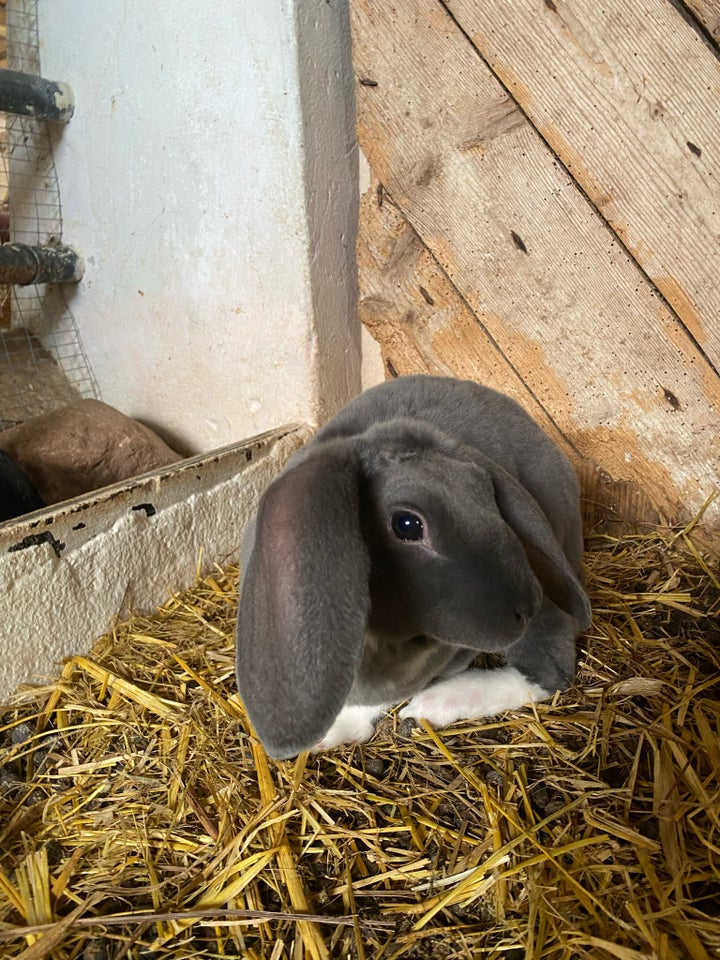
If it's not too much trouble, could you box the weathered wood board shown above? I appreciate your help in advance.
[358,182,568,445]
[450,0,720,369]
[351,0,720,532]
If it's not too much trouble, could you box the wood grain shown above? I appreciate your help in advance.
[358,178,569,446]
[449,0,720,369]
[351,0,720,529]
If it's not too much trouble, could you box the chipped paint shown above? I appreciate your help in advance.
[51,80,75,120]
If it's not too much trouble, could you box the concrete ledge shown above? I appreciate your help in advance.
[0,425,307,701]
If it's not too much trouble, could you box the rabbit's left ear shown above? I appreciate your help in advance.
[235,442,370,759]
[486,461,591,629]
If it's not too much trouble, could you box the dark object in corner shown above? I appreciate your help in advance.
[0,449,45,523]
[0,241,83,285]
[0,69,74,122]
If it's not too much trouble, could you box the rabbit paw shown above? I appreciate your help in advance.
[399,668,550,728]
[312,704,386,752]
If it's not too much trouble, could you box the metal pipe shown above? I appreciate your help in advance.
[0,243,84,285]
[0,69,74,122]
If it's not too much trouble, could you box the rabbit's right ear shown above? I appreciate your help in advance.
[235,443,370,759]
[484,460,592,630]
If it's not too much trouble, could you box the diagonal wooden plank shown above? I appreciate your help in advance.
[358,178,570,450]
[350,0,720,528]
[448,0,720,369]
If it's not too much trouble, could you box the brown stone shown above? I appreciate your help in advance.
[0,400,183,506]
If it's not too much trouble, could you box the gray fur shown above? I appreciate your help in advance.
[235,375,591,758]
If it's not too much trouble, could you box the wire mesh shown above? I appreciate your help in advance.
[0,0,98,431]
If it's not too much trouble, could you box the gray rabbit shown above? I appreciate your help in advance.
[235,375,591,759]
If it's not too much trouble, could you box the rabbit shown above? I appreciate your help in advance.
[235,375,591,759]
[0,449,45,523]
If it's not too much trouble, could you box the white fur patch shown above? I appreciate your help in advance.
[398,668,550,727]
[313,703,387,751]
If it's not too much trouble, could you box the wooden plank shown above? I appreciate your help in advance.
[358,176,664,528]
[350,0,720,529]
[684,0,720,40]
[358,179,569,449]
[448,0,720,369]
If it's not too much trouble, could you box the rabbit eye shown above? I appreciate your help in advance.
[390,511,424,542]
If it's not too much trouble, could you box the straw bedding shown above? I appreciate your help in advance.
[0,528,718,959]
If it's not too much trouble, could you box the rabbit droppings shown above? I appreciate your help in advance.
[235,375,591,759]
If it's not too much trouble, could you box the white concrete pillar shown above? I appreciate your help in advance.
[35,0,361,452]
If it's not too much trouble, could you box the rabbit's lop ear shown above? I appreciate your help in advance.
[489,464,591,630]
[235,443,370,759]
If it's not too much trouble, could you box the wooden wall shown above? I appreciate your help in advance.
[351,0,720,536]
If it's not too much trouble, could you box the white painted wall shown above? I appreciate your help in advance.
[36,0,361,453]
